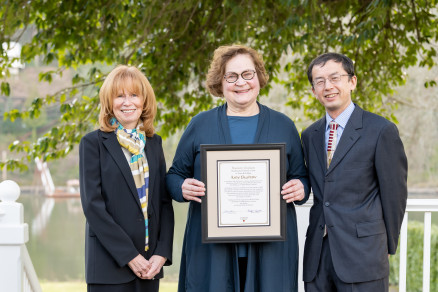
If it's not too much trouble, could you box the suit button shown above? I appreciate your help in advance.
[319,225,324,229]
[148,214,152,219]
[324,202,330,207]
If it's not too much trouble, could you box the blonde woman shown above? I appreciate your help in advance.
[79,65,174,292]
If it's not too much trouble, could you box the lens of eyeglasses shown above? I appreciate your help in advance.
[224,70,256,83]
[313,74,350,88]
[224,73,238,83]
[241,70,255,80]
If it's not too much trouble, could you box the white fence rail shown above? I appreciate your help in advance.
[398,199,438,292]
[0,180,42,292]
[0,179,437,292]
[296,197,438,292]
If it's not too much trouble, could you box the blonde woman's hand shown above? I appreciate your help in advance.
[128,254,151,279]
[144,255,167,279]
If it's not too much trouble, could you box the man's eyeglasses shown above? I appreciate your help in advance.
[313,74,352,89]
[224,69,256,83]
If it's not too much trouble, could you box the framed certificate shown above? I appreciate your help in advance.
[200,143,286,243]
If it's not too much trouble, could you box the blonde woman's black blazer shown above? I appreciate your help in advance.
[79,130,174,284]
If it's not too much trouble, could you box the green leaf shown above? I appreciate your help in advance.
[1,82,10,96]
[0,0,437,170]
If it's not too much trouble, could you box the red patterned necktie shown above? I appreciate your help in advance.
[327,121,339,168]
[324,121,339,237]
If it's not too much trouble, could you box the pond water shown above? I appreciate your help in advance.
[18,193,187,282]
[17,191,437,282]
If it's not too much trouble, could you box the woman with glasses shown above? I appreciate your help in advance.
[79,65,174,292]
[167,45,310,292]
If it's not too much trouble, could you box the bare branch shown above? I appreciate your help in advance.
[410,0,422,42]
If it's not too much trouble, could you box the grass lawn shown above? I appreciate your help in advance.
[40,281,178,292]
[38,281,399,291]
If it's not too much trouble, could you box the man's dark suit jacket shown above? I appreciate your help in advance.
[301,105,407,283]
[79,130,174,284]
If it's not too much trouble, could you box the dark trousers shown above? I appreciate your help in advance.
[88,278,159,292]
[305,236,389,292]
[239,257,248,292]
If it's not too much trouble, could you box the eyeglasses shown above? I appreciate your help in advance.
[223,69,256,83]
[312,74,352,89]
[116,94,140,101]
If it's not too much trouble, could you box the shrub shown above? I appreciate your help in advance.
[389,221,438,292]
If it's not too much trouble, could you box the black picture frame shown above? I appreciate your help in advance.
[200,143,286,243]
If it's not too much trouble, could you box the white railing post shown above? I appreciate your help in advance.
[0,180,42,292]
[399,213,408,292]
[423,212,432,292]
[0,180,28,292]
[296,197,312,292]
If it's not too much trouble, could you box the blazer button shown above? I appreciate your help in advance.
[324,202,330,207]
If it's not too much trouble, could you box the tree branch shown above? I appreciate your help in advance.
[50,80,101,99]
[410,0,422,42]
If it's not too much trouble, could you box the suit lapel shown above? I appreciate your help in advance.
[101,131,142,210]
[326,106,363,175]
[310,118,327,175]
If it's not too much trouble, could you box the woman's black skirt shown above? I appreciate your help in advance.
[87,278,159,292]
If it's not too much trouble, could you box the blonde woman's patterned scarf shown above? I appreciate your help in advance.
[111,118,149,251]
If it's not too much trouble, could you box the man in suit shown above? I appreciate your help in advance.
[301,53,408,291]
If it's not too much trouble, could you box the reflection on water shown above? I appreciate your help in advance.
[17,191,437,282]
[18,193,188,282]
[31,198,55,236]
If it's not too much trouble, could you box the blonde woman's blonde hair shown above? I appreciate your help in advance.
[98,65,157,137]
[206,44,269,97]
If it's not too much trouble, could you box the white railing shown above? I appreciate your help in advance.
[0,180,42,292]
[0,179,437,292]
[296,197,438,292]
[398,199,438,292]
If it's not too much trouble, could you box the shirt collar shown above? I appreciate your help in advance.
[325,102,355,130]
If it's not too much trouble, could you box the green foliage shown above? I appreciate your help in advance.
[389,221,438,292]
[1,81,10,95]
[0,0,437,170]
